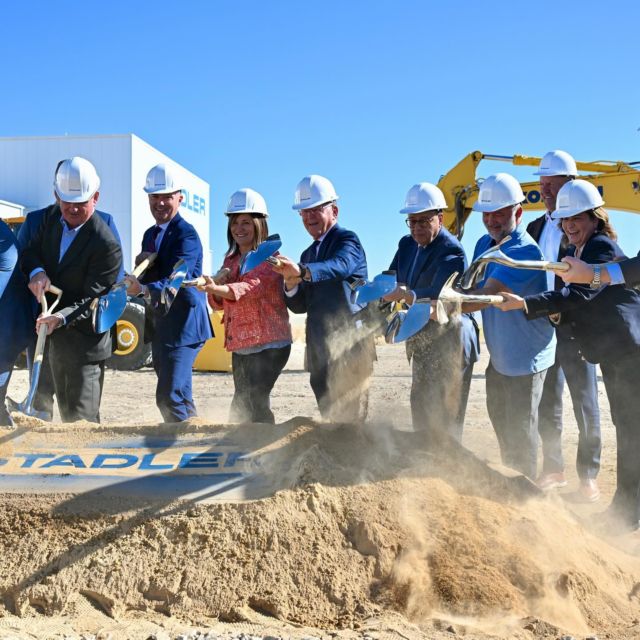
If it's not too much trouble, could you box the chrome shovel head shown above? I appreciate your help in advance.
[391,301,431,343]
[240,234,282,275]
[92,284,128,333]
[460,234,512,290]
[161,259,189,310]
[354,271,398,305]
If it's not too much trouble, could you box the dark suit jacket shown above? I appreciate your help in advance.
[620,254,640,288]
[20,208,122,362]
[286,224,368,345]
[389,227,479,365]
[524,233,640,364]
[140,213,213,347]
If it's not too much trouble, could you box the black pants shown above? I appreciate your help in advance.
[486,361,547,479]
[231,345,291,424]
[49,340,105,423]
[600,356,640,526]
[410,320,474,443]
[538,330,601,479]
[307,333,375,423]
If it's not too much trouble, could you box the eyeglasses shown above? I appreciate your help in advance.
[405,216,436,228]
[299,202,334,217]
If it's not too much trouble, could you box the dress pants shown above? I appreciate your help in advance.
[307,330,375,423]
[486,361,547,479]
[600,356,640,527]
[538,329,601,479]
[49,339,105,423]
[409,320,474,444]
[230,345,291,423]
[152,341,204,422]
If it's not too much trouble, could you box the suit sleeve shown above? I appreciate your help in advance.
[306,231,365,283]
[619,256,640,288]
[19,213,50,279]
[414,251,465,300]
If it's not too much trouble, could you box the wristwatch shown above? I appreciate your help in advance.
[589,265,601,290]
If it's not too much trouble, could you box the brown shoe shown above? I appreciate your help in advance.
[537,472,568,491]
[579,479,601,503]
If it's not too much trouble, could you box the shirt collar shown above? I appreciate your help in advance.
[60,218,86,233]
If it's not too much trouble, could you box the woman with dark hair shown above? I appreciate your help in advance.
[198,189,291,424]
[499,179,640,533]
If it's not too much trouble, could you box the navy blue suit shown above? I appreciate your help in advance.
[389,228,479,441]
[15,205,124,418]
[0,221,33,425]
[286,223,375,421]
[525,233,640,528]
[527,215,601,481]
[139,213,213,422]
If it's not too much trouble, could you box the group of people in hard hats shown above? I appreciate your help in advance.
[0,149,639,535]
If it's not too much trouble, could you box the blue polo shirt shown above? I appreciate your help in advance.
[473,224,556,376]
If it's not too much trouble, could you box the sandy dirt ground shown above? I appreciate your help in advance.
[2,341,640,640]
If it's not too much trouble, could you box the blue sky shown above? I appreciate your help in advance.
[2,0,639,275]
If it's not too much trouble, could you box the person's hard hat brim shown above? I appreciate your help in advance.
[399,205,443,215]
[292,195,339,211]
[551,203,604,220]
[472,200,523,213]
[533,168,577,176]
[144,186,183,195]
[55,184,99,203]
[225,208,269,218]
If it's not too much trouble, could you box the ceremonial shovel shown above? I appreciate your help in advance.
[181,267,232,288]
[92,253,157,333]
[435,272,505,322]
[160,259,189,311]
[239,234,282,275]
[7,285,63,420]
[460,235,569,290]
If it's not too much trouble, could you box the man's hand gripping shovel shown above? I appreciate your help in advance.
[92,253,157,333]
[7,285,63,421]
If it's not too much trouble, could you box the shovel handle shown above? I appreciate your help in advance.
[132,252,157,278]
[546,261,570,272]
[266,256,282,268]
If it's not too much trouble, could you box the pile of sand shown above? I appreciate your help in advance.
[1,418,640,639]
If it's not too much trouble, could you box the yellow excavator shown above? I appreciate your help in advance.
[437,151,640,237]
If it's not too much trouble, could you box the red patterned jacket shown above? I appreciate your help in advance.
[208,252,292,352]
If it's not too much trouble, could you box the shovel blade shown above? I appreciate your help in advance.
[240,234,282,275]
[391,302,431,343]
[161,259,189,310]
[93,286,128,333]
[354,272,397,305]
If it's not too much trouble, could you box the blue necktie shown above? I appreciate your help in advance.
[145,226,161,253]
[309,240,320,262]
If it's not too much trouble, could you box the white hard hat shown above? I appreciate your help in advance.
[54,157,100,203]
[399,182,447,215]
[292,175,339,210]
[144,163,183,194]
[473,173,525,213]
[534,150,578,177]
[225,188,269,217]
[551,179,604,219]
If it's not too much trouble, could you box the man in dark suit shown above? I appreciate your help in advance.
[125,164,212,423]
[527,150,601,501]
[15,162,124,420]
[20,157,122,423]
[383,183,479,442]
[273,174,375,422]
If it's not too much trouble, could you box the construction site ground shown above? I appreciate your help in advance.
[1,341,640,640]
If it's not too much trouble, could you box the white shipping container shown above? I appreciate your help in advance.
[0,134,211,273]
